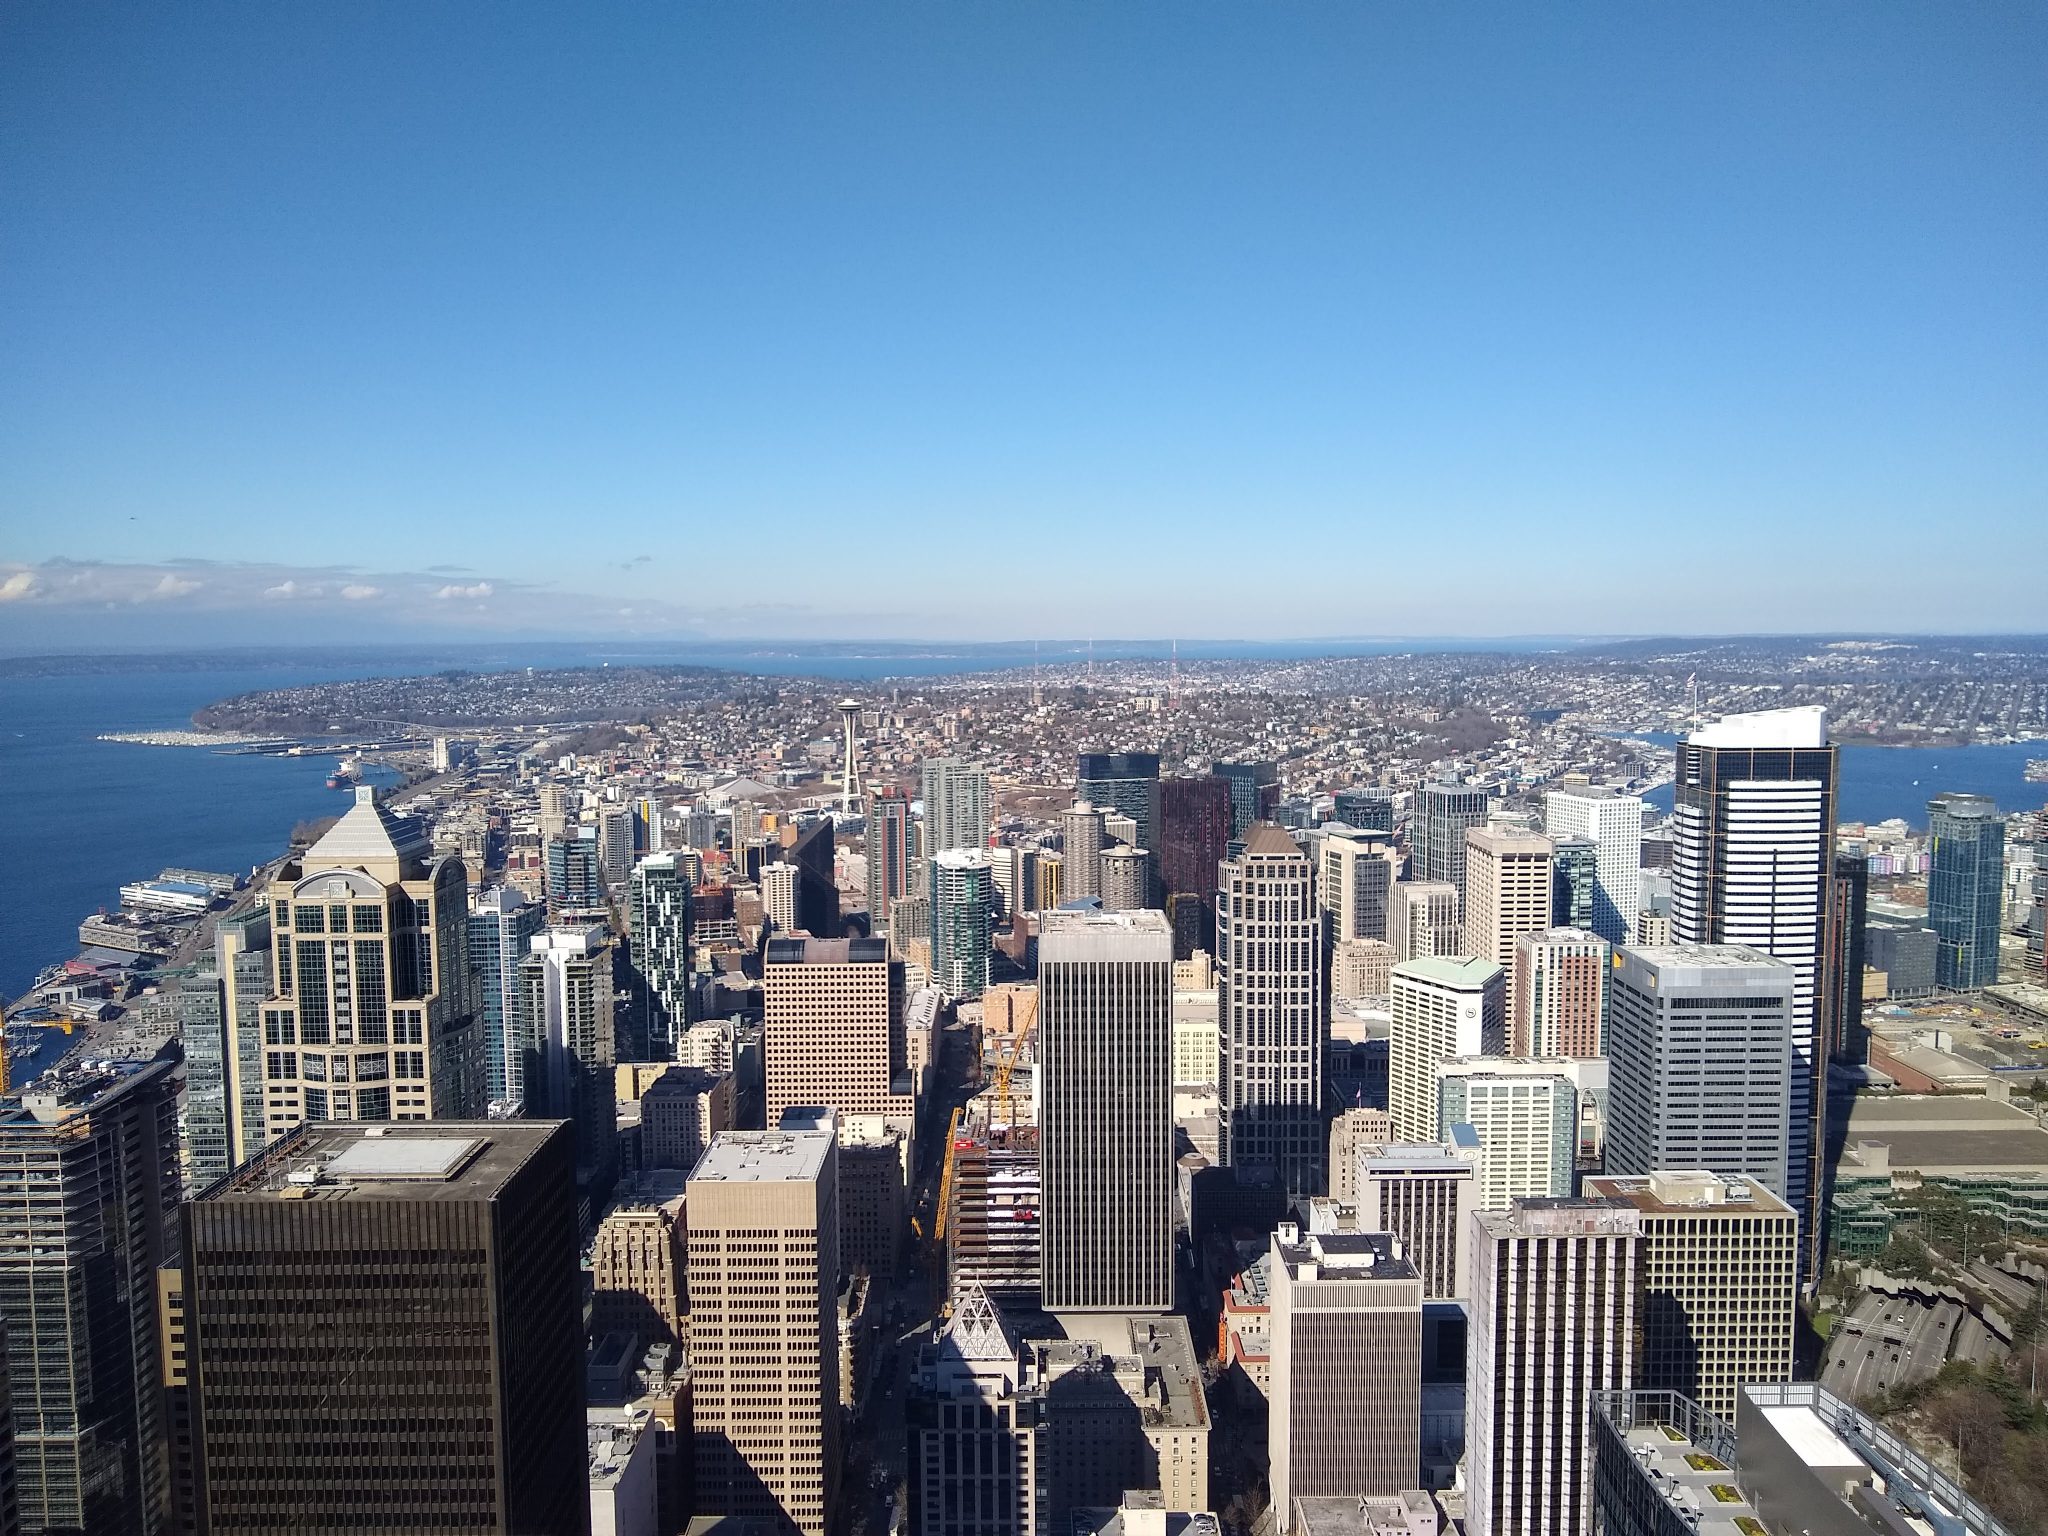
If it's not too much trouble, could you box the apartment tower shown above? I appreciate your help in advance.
[1462,827,1556,1020]
[1411,783,1491,898]
[1512,927,1609,1057]
[1927,791,2005,989]
[1060,802,1107,903]
[922,757,992,855]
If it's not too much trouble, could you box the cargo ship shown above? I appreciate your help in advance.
[326,755,363,790]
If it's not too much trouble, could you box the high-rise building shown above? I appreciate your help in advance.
[1669,706,1834,1249]
[1218,826,1326,1197]
[1213,761,1281,844]
[183,1120,586,1535]
[1468,1197,1641,1536]
[1100,844,1150,911]
[1332,788,1395,835]
[626,853,694,1059]
[1410,783,1491,898]
[1355,1138,1480,1302]
[866,786,914,933]
[922,757,992,855]
[1551,835,1598,930]
[216,906,273,1164]
[1824,848,1870,1066]
[1331,937,1396,1006]
[763,936,911,1131]
[161,958,233,1190]
[257,786,484,1138]
[1326,1107,1394,1201]
[598,801,636,888]
[1461,827,1555,1020]
[1160,776,1233,952]
[0,1061,179,1536]
[688,1128,840,1536]
[1078,752,1163,903]
[1606,944,1795,1203]
[638,1064,734,1171]
[761,860,801,933]
[1035,851,1065,912]
[1319,826,1398,944]
[1543,787,1645,945]
[909,1285,1036,1536]
[1435,1058,1578,1208]
[1268,1226,1423,1522]
[1927,791,2005,989]
[984,842,1037,922]
[1583,1171,1797,1421]
[519,926,620,1201]
[1039,909,1174,1312]
[469,885,547,1110]
[1511,927,1609,1057]
[591,1184,689,1352]
[1388,881,1461,962]
[1388,956,1504,1143]
[1060,802,1107,902]
[931,849,994,999]
[768,817,840,938]
[546,825,605,911]
[538,782,573,840]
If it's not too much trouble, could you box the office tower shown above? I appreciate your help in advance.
[598,801,635,887]
[519,926,620,1200]
[632,792,663,854]
[1268,1226,1423,1521]
[469,885,547,1110]
[591,1185,688,1352]
[183,1121,585,1534]
[1462,827,1555,1020]
[761,861,801,933]
[1551,835,1598,930]
[1583,1171,1797,1421]
[163,958,233,1190]
[1824,848,1870,1065]
[1389,881,1460,962]
[1669,706,1834,1244]
[984,842,1036,922]
[1060,802,1107,901]
[1606,945,1795,1202]
[216,906,272,1163]
[257,787,484,1138]
[639,1064,735,1170]
[909,1285,1037,1536]
[763,935,910,1129]
[538,782,573,840]
[0,1061,178,1536]
[1326,1107,1393,1201]
[1332,937,1396,1005]
[1927,791,2005,989]
[866,786,914,933]
[1543,787,1645,945]
[1388,956,1504,1142]
[1100,844,1150,911]
[1038,908,1174,1311]
[1160,775,1233,952]
[1410,783,1491,898]
[688,1128,840,1536]
[1333,788,1395,835]
[546,824,605,910]
[1036,852,1065,912]
[627,853,694,1058]
[1356,1140,1480,1302]
[1077,751,1163,902]
[835,1125,908,1279]
[1511,927,1609,1057]
[1212,761,1281,843]
[768,817,840,938]
[837,697,864,813]
[1319,826,1398,944]
[931,849,994,999]
[1435,1059,1578,1207]
[922,756,992,854]
[1469,1198,1641,1536]
[1218,826,1326,1196]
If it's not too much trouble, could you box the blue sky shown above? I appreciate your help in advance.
[2,3,2043,644]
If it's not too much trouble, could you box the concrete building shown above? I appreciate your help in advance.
[1320,826,1399,944]
[1542,786,1645,946]
[1606,945,1796,1204]
[761,861,800,934]
[1061,801,1108,903]
[1355,1137,1480,1303]
[591,1184,689,1353]
[1172,988,1220,1087]
[589,1409,661,1536]
[1290,1492,1438,1536]
[1388,957,1504,1143]
[1461,828,1555,1021]
[932,849,995,999]
[1436,1058,1577,1208]
[922,757,992,855]
[1027,1313,1210,1520]
[1327,1107,1395,1203]
[1410,784,1491,901]
[1468,1197,1642,1536]
[183,1121,587,1535]
[1928,791,2006,989]
[687,1129,840,1536]
[1039,909,1174,1312]
[469,885,547,1111]
[1511,927,1608,1057]
[520,926,620,1202]
[1389,882,1461,964]
[866,786,915,934]
[640,1064,735,1171]
[909,1284,1036,1536]
[1268,1226,1423,1523]
[1333,937,1396,1005]
[762,935,911,1133]
[599,802,636,888]
[1218,825,1326,1197]
[626,853,694,1058]
[1101,844,1152,912]
[1584,1172,1797,1421]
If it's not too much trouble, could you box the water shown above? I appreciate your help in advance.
[1632,734,2048,825]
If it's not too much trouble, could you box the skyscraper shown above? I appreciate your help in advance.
[1461,827,1555,1020]
[761,860,801,933]
[161,958,233,1190]
[257,786,484,1138]
[866,785,914,933]
[1355,1140,1480,1302]
[519,925,620,1202]
[1039,908,1174,1312]
[1511,927,1609,1057]
[688,1128,840,1536]
[1060,802,1106,902]
[468,884,547,1110]
[216,905,273,1163]
[1669,706,1835,1238]
[931,849,994,999]
[0,1061,179,1536]
[1435,1058,1578,1208]
[1543,787,1645,945]
[1927,791,2005,989]
[1410,783,1491,898]
[1218,826,1326,1197]
[1606,944,1795,1203]
[1824,848,1869,1066]
[627,852,694,1058]
[768,817,840,938]
[1318,825,1398,944]
[545,824,604,911]
[1551,835,1598,930]
[763,935,911,1131]
[1212,761,1281,844]
[598,801,636,887]
[1468,1198,1641,1536]
[1099,844,1150,911]
[1077,751,1163,902]
[182,1120,586,1535]
[1160,775,1233,952]
[1332,787,1395,835]
[1389,881,1461,962]
[1388,956,1504,1143]
[922,757,992,854]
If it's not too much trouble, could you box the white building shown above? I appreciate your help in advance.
[1388,957,1504,1143]
[1542,786,1644,947]
[1435,1058,1578,1209]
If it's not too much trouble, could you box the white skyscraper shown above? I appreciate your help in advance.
[1542,786,1644,946]
[921,757,992,855]
[1435,1058,1579,1209]
[1388,956,1504,1144]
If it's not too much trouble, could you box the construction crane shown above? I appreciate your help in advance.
[991,995,1037,1129]
[932,1104,965,1246]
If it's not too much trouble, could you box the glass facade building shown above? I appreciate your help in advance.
[1927,792,2005,990]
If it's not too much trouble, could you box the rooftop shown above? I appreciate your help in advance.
[1836,1095,2048,1178]
[1274,1227,1419,1283]
[0,1056,172,1131]
[206,1120,564,1203]
[1585,1171,1793,1217]
[1476,1196,1640,1239]
[302,784,431,869]
[1391,954,1502,989]
[689,1129,831,1185]
[1239,822,1308,859]
[1687,704,1829,749]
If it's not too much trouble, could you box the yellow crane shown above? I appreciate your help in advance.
[991,990,1037,1129]
[932,1104,964,1245]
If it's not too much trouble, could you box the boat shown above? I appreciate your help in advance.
[326,755,363,790]
[2027,758,2048,784]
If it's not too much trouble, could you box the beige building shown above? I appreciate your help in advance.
[1461,829,1555,1021]
[1333,938,1397,1005]
[1319,827,1399,944]
[1327,1108,1394,1203]
[1101,845,1150,912]
[687,1129,840,1536]
[591,1184,688,1351]
[1511,928,1609,1057]
[1061,802,1107,902]
[639,1065,735,1172]
[1389,883,1461,963]
[1584,1171,1797,1421]
[1172,989,1220,1086]
[1028,1313,1211,1516]
[762,936,913,1134]
[1388,957,1504,1144]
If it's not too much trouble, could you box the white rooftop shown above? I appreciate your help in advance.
[1689,704,1829,749]
[303,785,430,868]
[325,1134,485,1182]
[1758,1403,1862,1469]
[689,1129,830,1184]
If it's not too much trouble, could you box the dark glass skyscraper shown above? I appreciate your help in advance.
[1824,849,1870,1066]
[1412,782,1492,897]
[1552,835,1598,931]
[1077,751,1162,903]
[1212,761,1280,844]
[1927,792,2005,990]
[1160,775,1233,956]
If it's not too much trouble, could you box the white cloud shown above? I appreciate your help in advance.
[340,584,381,601]
[0,571,35,602]
[434,581,494,600]
[265,580,302,599]
[150,574,202,599]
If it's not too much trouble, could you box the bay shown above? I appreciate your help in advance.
[1634,734,2048,825]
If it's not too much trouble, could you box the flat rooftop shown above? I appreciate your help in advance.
[689,1129,831,1185]
[1030,1312,1209,1430]
[1586,1171,1793,1217]
[1837,1095,2048,1177]
[207,1120,564,1203]
[1391,954,1501,989]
